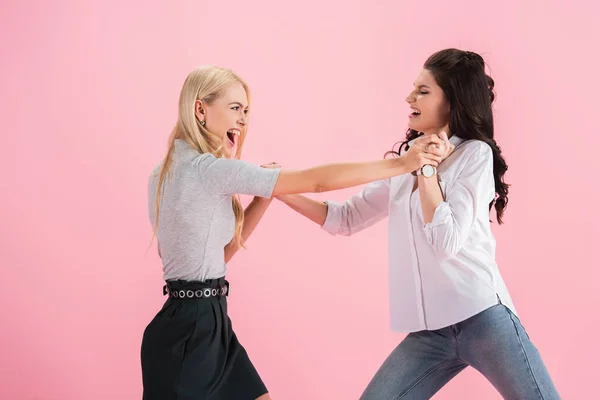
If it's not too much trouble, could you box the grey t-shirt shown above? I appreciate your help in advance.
[147,139,281,281]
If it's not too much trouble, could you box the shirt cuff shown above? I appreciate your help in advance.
[423,201,451,237]
[321,200,342,234]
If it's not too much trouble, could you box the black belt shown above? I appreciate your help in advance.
[163,280,229,299]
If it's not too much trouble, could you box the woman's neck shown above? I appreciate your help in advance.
[422,128,452,139]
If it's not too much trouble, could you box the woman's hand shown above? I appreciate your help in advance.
[402,134,446,172]
[436,130,455,161]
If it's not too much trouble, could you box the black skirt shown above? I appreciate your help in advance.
[141,278,268,400]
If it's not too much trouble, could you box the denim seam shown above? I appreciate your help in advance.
[453,328,464,362]
[393,359,456,400]
[506,308,544,400]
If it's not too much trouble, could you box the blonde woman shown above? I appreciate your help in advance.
[141,65,446,400]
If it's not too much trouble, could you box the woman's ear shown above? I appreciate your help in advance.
[195,99,206,122]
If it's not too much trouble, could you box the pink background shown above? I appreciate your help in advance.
[2,0,598,398]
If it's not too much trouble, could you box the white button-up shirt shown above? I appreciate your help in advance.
[322,135,517,332]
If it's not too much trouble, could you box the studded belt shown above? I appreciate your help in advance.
[163,281,229,299]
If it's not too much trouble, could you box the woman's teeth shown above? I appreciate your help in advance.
[226,129,240,145]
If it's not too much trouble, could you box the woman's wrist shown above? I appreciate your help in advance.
[394,156,410,175]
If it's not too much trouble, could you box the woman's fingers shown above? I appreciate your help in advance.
[424,153,443,165]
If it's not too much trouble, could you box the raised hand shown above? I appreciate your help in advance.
[437,129,455,161]
[402,134,446,172]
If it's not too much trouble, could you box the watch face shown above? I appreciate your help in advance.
[422,164,435,177]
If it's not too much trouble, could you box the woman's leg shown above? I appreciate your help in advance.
[360,328,467,400]
[458,303,561,399]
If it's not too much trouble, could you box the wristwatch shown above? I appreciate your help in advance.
[414,164,437,178]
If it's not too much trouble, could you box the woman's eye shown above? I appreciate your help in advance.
[419,91,428,95]
[231,106,240,111]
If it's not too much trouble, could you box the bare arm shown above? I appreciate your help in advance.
[277,194,328,226]
[271,134,446,197]
[224,196,273,262]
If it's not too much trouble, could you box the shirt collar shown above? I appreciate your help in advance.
[407,134,465,147]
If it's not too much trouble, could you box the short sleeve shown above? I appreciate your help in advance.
[194,154,280,198]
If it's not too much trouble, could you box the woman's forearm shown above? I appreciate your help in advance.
[272,158,410,197]
[224,197,272,262]
[271,134,445,197]
[277,194,328,226]
[418,175,444,224]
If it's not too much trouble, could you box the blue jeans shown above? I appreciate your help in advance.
[360,303,560,399]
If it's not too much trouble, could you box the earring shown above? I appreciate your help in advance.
[200,121,206,126]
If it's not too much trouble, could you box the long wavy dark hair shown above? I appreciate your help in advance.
[388,48,509,224]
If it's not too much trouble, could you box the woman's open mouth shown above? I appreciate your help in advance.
[409,108,421,118]
[226,128,241,147]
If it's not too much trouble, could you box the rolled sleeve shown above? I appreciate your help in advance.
[424,201,452,232]
[321,200,344,234]
[320,179,390,236]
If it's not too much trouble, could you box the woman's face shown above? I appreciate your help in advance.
[405,68,450,135]
[196,83,249,158]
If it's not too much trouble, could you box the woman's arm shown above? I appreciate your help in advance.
[224,196,273,263]
[271,134,446,197]
[419,131,454,223]
[278,178,390,236]
[419,141,494,260]
[276,135,449,235]
[223,163,281,262]
[198,134,445,199]
[277,194,328,226]
[419,175,445,224]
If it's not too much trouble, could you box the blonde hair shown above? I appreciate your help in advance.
[153,66,250,249]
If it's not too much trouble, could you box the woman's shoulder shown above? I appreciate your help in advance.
[455,138,492,160]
